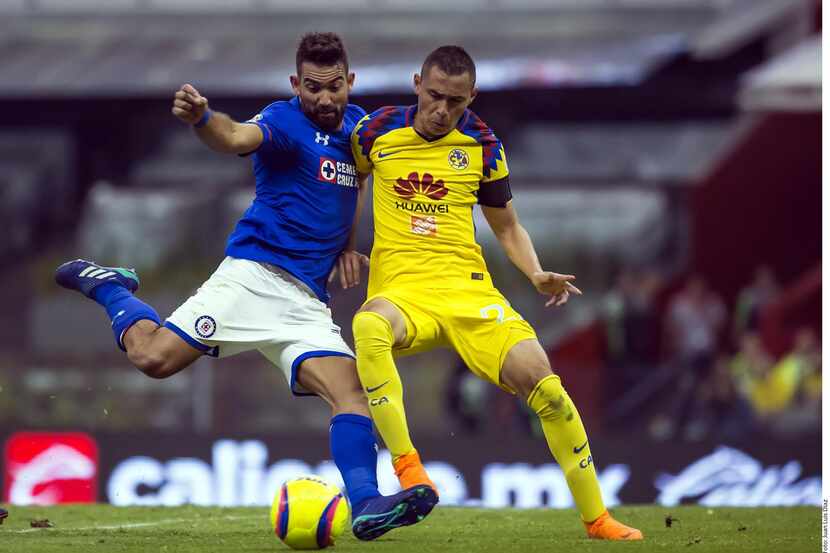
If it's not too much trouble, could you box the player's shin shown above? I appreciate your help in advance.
[352,312,414,457]
[527,374,605,522]
[95,283,161,352]
[329,413,381,510]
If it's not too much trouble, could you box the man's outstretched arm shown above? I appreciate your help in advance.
[481,201,581,307]
[171,83,263,155]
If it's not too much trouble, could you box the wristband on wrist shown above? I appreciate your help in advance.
[194,109,212,128]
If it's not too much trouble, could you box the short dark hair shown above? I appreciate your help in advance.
[296,32,349,75]
[421,45,476,85]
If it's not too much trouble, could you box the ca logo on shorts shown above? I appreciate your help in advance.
[448,148,469,170]
[195,315,217,338]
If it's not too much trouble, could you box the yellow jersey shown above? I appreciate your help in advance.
[351,105,510,296]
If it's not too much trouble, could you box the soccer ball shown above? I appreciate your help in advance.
[270,475,350,550]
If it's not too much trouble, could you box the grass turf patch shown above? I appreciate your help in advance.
[0,504,819,552]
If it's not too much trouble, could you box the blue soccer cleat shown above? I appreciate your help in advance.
[55,259,140,299]
[351,484,438,541]
[0,507,8,524]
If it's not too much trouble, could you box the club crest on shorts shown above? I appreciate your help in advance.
[195,315,217,338]
[448,148,469,170]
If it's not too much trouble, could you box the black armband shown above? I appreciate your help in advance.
[477,176,512,207]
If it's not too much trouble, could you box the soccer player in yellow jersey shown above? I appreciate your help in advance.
[350,46,643,540]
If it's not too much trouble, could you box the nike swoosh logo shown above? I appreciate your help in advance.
[573,441,588,454]
[111,310,126,327]
[365,380,389,393]
[377,151,396,158]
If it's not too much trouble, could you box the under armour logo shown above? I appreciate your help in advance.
[315,132,330,146]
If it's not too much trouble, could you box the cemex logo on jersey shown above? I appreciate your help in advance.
[317,157,358,188]
[3,432,98,505]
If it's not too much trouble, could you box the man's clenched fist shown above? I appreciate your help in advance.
[172,83,209,125]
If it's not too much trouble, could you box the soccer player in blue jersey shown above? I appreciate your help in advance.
[55,32,436,541]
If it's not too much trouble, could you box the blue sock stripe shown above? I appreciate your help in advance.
[277,484,289,539]
[316,493,342,548]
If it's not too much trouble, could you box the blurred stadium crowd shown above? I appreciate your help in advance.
[446,265,821,442]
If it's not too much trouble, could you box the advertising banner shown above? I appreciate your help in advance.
[1,432,819,508]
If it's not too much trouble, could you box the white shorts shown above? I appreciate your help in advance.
[164,257,354,396]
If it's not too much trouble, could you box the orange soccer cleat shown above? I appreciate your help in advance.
[584,510,644,540]
[392,451,439,496]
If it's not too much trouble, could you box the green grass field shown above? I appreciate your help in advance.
[0,504,820,553]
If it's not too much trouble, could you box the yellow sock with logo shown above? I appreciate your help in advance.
[527,374,606,522]
[352,311,415,458]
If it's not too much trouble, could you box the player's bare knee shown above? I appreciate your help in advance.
[128,347,173,379]
[331,385,370,417]
[507,364,553,399]
[357,298,391,316]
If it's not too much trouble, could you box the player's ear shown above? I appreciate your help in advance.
[413,73,422,94]
[289,74,301,96]
[347,72,355,92]
[468,86,478,106]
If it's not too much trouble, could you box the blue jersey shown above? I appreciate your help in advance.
[226,96,365,302]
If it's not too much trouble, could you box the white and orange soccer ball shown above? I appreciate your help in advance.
[270,475,350,550]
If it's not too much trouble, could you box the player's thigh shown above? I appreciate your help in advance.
[361,292,443,354]
[166,257,298,357]
[447,290,538,393]
[296,355,367,412]
[499,338,554,399]
[260,298,356,397]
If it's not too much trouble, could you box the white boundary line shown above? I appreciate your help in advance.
[7,514,264,534]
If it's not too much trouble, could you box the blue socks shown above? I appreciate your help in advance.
[91,283,161,351]
[330,413,381,510]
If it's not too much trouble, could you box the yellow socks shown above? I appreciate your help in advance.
[352,311,415,457]
[527,374,605,522]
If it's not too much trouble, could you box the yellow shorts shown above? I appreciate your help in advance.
[365,284,538,393]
